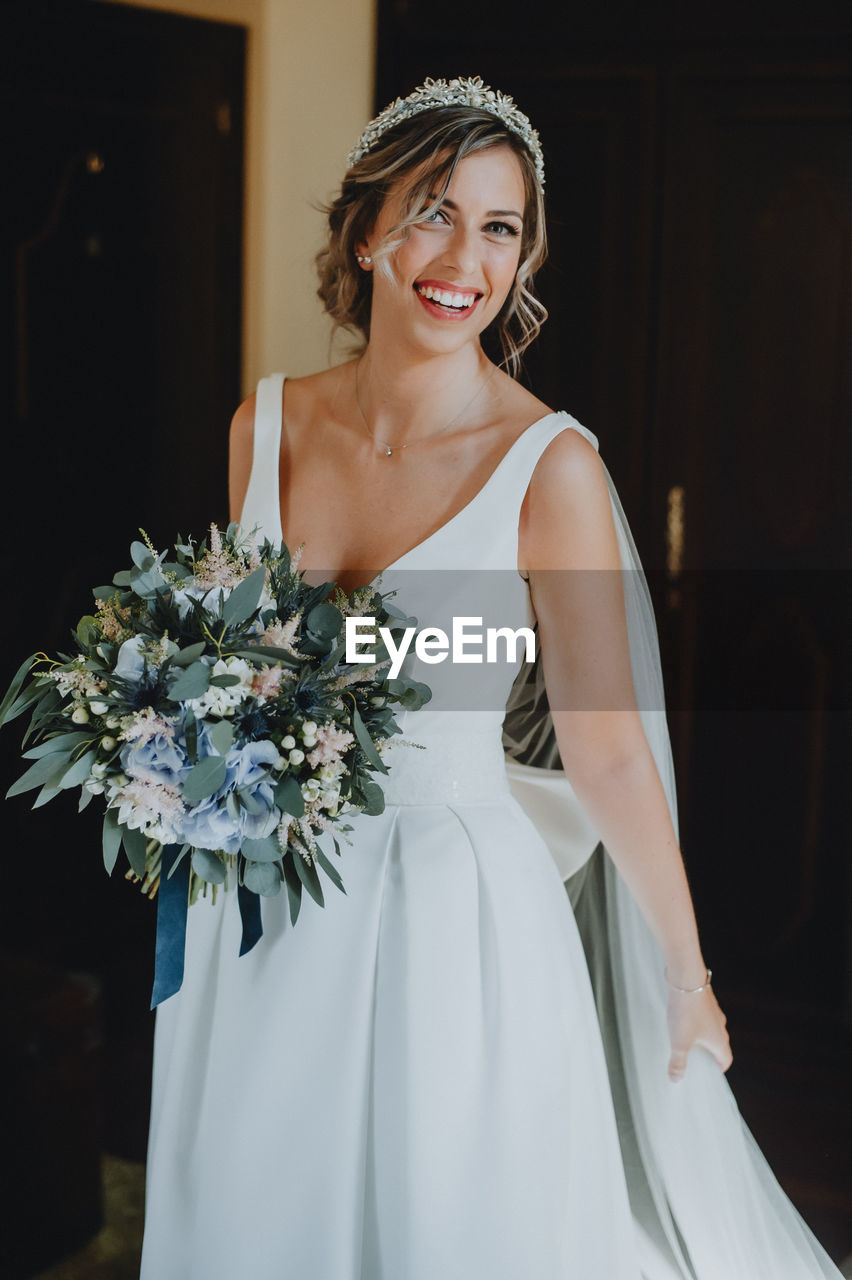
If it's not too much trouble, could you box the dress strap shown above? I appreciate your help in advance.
[496,411,600,534]
[239,373,286,543]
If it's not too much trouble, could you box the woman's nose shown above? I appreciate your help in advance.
[441,223,479,277]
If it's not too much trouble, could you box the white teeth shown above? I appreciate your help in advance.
[417,285,477,310]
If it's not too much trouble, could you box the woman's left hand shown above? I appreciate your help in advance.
[666,985,734,1082]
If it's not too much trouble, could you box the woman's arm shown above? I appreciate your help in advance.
[228,392,257,524]
[519,429,732,1081]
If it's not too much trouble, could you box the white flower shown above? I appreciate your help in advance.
[91,762,108,779]
[288,748,305,765]
[71,706,90,725]
[302,721,318,738]
[302,736,317,749]
[86,779,105,795]
[90,701,108,716]
[105,716,120,730]
[185,656,254,719]
[281,734,296,750]
[101,736,117,752]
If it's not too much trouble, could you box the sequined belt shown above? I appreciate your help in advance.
[379,733,511,806]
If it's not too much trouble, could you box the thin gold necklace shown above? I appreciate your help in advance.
[354,357,497,457]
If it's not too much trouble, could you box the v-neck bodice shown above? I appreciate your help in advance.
[238,371,600,577]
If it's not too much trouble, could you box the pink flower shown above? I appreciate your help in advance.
[306,723,354,767]
[260,614,301,654]
[251,665,284,701]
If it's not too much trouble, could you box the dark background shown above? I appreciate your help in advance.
[2,0,851,1272]
[2,2,244,1272]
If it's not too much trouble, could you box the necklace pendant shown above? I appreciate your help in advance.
[385,446,392,456]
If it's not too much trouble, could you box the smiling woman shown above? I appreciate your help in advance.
[142,77,845,1280]
[316,96,547,373]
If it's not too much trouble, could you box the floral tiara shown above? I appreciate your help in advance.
[346,76,546,188]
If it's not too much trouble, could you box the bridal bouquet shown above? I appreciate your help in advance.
[1,524,429,1001]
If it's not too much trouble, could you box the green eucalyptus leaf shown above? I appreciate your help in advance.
[183,709,199,763]
[75,616,100,649]
[112,569,133,588]
[238,788,265,816]
[314,847,346,894]
[318,640,348,671]
[130,541,155,572]
[209,720,235,755]
[182,755,227,803]
[167,662,211,702]
[191,847,227,884]
[241,833,282,863]
[171,642,207,668]
[291,845,325,908]
[102,809,122,875]
[273,774,305,818]
[358,779,385,816]
[232,646,301,669]
[166,845,190,879]
[78,786,95,813]
[32,784,62,809]
[22,731,90,760]
[243,860,282,896]
[222,567,267,627]
[351,704,388,774]
[209,673,241,688]
[122,824,149,877]
[160,560,192,580]
[7,752,71,799]
[305,601,343,641]
[283,856,303,926]
[59,749,98,790]
[0,653,38,725]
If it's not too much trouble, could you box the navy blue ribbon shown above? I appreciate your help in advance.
[238,881,264,956]
[150,845,191,1009]
[150,850,265,1007]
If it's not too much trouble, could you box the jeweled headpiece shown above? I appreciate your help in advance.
[347,76,545,188]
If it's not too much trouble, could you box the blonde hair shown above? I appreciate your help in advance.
[315,106,548,378]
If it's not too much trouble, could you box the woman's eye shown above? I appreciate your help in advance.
[419,207,448,225]
[486,221,521,237]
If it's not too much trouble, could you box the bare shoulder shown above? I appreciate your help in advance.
[228,391,258,523]
[281,363,351,428]
[530,421,604,491]
[520,422,617,571]
[230,390,257,445]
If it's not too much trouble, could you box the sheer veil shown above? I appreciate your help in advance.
[502,451,842,1279]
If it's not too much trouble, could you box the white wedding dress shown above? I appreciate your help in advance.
[140,374,843,1280]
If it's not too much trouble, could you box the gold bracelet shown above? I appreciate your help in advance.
[665,967,713,994]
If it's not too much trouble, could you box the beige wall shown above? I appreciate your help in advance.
[99,0,376,394]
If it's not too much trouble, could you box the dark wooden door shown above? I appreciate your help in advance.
[1,0,245,1195]
[652,64,852,1013]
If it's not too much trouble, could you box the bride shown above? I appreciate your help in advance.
[141,77,843,1278]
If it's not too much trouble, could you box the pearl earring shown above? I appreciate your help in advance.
[356,253,372,265]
